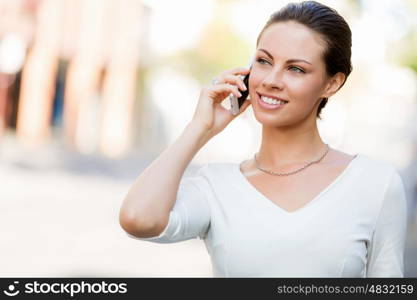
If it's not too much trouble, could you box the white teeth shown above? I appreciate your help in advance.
[260,95,287,105]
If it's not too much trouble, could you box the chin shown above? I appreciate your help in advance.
[251,109,289,127]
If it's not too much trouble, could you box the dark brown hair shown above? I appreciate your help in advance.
[256,1,352,120]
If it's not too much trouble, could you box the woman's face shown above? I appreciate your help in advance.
[249,21,332,127]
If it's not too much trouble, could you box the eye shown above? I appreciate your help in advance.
[256,58,305,73]
[289,66,305,73]
[256,58,269,65]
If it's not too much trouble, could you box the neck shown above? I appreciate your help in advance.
[257,122,328,169]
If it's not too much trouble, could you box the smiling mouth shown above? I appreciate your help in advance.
[256,92,289,105]
[257,92,288,101]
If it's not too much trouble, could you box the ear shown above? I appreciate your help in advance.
[321,72,346,99]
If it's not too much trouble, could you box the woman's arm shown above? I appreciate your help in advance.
[119,122,211,238]
[119,66,250,239]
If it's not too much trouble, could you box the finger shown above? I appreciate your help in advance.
[210,82,242,98]
[229,98,251,117]
[222,74,247,91]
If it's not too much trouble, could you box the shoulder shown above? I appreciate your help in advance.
[186,162,237,181]
[327,149,402,191]
[181,162,238,197]
[353,155,406,227]
[354,154,405,202]
[191,162,235,174]
[356,153,400,177]
[329,149,396,171]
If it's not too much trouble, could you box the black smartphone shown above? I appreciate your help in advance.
[229,65,251,115]
[238,70,250,108]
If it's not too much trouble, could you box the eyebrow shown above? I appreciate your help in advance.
[257,48,312,65]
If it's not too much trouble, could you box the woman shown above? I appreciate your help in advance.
[119,1,407,277]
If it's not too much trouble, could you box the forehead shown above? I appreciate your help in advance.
[258,21,326,63]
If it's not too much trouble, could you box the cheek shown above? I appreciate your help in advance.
[249,71,272,92]
[248,72,260,88]
[284,75,322,99]
[248,74,261,97]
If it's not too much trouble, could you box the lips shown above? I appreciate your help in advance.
[257,92,289,103]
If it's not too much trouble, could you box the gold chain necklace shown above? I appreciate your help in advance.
[253,144,330,176]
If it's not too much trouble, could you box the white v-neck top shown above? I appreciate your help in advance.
[128,154,408,277]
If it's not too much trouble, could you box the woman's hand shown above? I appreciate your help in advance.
[190,67,251,137]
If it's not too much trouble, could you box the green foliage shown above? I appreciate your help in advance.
[398,31,417,75]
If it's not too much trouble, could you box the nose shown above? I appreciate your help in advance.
[261,69,284,90]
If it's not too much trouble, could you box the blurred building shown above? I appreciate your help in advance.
[0,0,150,158]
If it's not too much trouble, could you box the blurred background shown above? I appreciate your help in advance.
[0,0,416,277]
